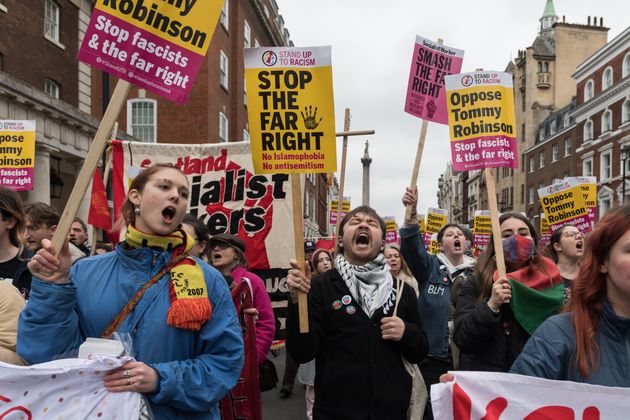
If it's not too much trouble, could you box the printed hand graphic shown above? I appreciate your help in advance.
[301,105,323,129]
[426,99,437,118]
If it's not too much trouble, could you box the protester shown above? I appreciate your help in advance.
[511,204,630,386]
[18,163,244,418]
[24,202,84,262]
[208,232,275,365]
[400,186,475,419]
[385,244,419,296]
[181,213,210,260]
[94,242,114,255]
[0,281,26,365]
[0,187,32,299]
[544,224,584,304]
[279,240,318,398]
[297,248,334,420]
[69,217,90,255]
[286,205,428,419]
[453,212,563,373]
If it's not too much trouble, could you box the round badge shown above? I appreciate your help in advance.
[332,300,342,310]
[443,277,449,283]
[346,305,356,315]
[341,295,352,305]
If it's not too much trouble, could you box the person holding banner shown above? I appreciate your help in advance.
[208,233,276,366]
[400,187,476,419]
[543,225,584,304]
[286,206,428,419]
[511,204,630,387]
[453,212,563,373]
[385,244,420,297]
[18,163,244,419]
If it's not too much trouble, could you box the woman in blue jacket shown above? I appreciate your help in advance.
[511,204,630,387]
[19,163,244,419]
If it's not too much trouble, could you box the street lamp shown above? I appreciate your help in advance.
[622,144,630,205]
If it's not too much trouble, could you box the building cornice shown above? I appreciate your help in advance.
[573,26,630,82]
[571,77,630,121]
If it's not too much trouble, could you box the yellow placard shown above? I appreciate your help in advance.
[540,185,588,224]
[96,0,223,55]
[418,215,426,234]
[540,215,550,234]
[426,212,448,234]
[473,215,492,235]
[0,120,36,191]
[245,46,336,174]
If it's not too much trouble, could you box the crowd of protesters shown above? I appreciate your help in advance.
[2,169,630,419]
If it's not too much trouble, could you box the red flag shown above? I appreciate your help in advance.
[88,167,112,231]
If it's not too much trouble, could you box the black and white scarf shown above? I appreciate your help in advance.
[334,253,393,317]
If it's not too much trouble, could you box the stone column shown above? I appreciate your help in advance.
[27,145,51,204]
[361,140,372,206]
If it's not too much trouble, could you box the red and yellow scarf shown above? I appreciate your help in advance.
[125,225,212,331]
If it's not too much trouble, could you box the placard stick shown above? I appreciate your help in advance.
[51,80,131,254]
[290,173,309,333]
[335,109,352,241]
[485,169,507,278]
[404,38,443,222]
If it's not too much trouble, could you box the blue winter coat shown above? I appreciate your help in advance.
[18,244,244,419]
[511,299,630,387]
[400,224,475,359]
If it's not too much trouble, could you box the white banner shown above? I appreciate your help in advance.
[0,356,140,418]
[431,371,630,419]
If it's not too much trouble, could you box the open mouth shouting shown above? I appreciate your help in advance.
[355,231,371,249]
[162,206,177,224]
[575,239,584,251]
[453,239,462,251]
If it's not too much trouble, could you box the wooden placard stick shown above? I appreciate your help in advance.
[404,38,444,222]
[333,109,376,244]
[290,173,309,333]
[485,168,507,278]
[51,80,131,254]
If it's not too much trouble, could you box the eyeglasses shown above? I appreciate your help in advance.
[561,231,583,239]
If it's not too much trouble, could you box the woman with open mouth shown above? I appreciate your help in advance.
[18,163,244,419]
[544,225,584,304]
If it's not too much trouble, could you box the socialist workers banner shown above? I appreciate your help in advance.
[445,72,517,171]
[538,180,590,233]
[0,120,35,191]
[0,356,140,419]
[111,140,295,270]
[78,0,224,103]
[431,371,630,419]
[244,46,336,174]
[404,35,464,124]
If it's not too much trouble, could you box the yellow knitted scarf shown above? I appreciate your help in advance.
[125,225,212,331]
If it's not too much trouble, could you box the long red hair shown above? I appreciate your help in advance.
[570,204,630,377]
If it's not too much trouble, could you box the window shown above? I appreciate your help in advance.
[539,151,545,168]
[623,100,630,124]
[44,79,59,98]
[254,39,260,48]
[521,124,525,143]
[243,129,250,142]
[602,109,612,133]
[263,5,270,19]
[219,112,228,142]
[243,76,247,105]
[584,80,594,101]
[623,53,630,78]
[552,144,558,162]
[538,128,545,141]
[563,112,570,128]
[127,99,157,143]
[600,151,612,180]
[583,158,593,177]
[529,156,535,173]
[44,0,60,42]
[564,138,571,157]
[244,20,250,49]
[583,120,593,142]
[521,185,525,205]
[528,187,534,205]
[549,120,556,136]
[602,67,613,90]
[219,50,228,89]
[220,0,229,30]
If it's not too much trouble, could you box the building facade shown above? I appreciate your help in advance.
[573,26,630,216]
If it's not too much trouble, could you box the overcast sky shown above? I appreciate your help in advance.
[275,0,627,226]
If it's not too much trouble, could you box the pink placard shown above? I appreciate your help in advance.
[77,9,204,104]
[404,35,464,125]
[0,167,34,191]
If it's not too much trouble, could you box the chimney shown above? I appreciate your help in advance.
[593,16,597,26]
[562,15,565,23]
[587,16,591,25]
[600,17,603,26]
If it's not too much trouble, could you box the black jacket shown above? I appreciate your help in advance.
[286,269,428,420]
[453,275,530,372]
[12,248,33,300]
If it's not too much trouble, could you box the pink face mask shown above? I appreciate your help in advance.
[502,234,535,266]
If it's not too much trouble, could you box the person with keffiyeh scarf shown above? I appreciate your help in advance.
[19,163,243,419]
[453,212,563,373]
[285,205,429,420]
